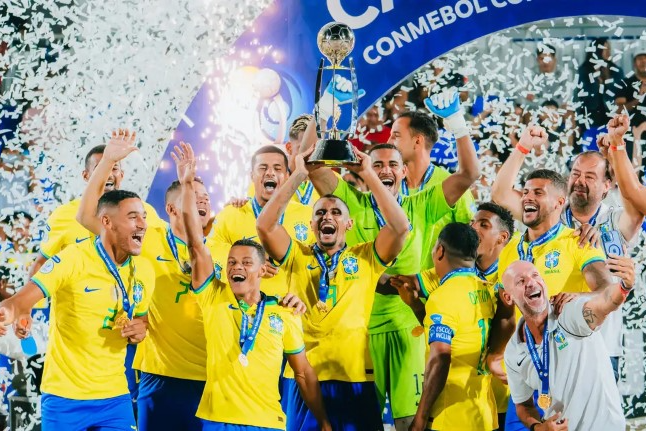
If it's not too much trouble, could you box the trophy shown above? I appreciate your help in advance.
[307,22,360,167]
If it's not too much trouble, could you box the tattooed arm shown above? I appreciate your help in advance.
[580,261,629,330]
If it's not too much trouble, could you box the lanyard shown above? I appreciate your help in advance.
[369,194,412,231]
[401,163,434,196]
[166,225,191,274]
[251,198,284,225]
[476,260,498,281]
[312,243,346,303]
[517,223,562,263]
[296,181,314,205]
[439,267,476,286]
[524,321,550,400]
[94,237,135,319]
[564,205,601,228]
[239,293,266,358]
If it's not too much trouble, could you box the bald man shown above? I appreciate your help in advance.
[500,261,627,431]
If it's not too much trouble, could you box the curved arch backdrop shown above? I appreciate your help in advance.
[148,0,646,211]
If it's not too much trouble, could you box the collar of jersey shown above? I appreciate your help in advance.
[518,303,559,345]
[231,294,279,312]
[439,267,477,286]
[521,222,564,246]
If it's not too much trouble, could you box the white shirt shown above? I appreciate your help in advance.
[505,298,625,431]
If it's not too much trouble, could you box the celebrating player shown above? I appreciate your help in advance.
[173,142,331,431]
[257,146,410,430]
[76,135,213,430]
[0,189,153,430]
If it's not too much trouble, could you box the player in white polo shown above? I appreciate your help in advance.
[500,260,630,431]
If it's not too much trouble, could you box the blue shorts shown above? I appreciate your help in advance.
[41,393,135,431]
[281,378,383,431]
[137,372,205,431]
[504,392,542,431]
[201,422,281,431]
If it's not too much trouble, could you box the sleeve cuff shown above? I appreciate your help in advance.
[134,311,149,317]
[581,257,605,271]
[284,345,306,355]
[270,239,293,267]
[192,272,215,294]
[30,278,51,298]
[39,249,51,260]
[372,242,395,268]
[417,273,429,299]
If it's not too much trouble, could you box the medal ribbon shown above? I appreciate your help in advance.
[564,205,600,228]
[239,293,266,358]
[251,198,284,225]
[476,260,498,281]
[296,181,314,205]
[524,321,550,402]
[166,225,190,274]
[94,237,134,319]
[401,163,434,196]
[312,243,346,304]
[369,194,412,231]
[439,267,476,286]
[517,223,562,263]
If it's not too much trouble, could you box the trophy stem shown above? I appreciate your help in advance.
[314,58,325,139]
[348,57,359,141]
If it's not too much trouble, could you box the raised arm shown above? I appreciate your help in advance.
[582,263,632,331]
[346,148,409,263]
[76,129,138,234]
[603,114,646,239]
[302,118,339,196]
[490,125,547,220]
[582,260,620,294]
[410,342,451,431]
[171,142,213,288]
[257,154,310,262]
[424,91,480,207]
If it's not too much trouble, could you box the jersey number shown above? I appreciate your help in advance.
[477,318,492,375]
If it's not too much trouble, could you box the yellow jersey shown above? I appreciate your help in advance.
[133,224,206,381]
[192,275,304,429]
[40,198,166,258]
[498,224,606,297]
[207,199,312,296]
[277,240,389,382]
[31,238,154,400]
[423,268,497,431]
[247,180,320,207]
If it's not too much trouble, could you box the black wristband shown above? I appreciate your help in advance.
[529,423,541,431]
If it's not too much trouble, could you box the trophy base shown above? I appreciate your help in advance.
[307,139,359,168]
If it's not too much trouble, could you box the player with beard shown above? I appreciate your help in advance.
[496,168,629,430]
[76,136,215,431]
[491,121,643,381]
[257,146,410,430]
[0,190,152,431]
[207,146,313,297]
[304,91,479,430]
[173,142,331,431]
[501,261,626,431]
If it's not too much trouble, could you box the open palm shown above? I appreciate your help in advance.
[171,141,196,184]
[104,129,138,163]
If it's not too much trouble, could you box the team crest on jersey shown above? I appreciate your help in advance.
[133,281,144,304]
[553,327,569,350]
[294,223,308,241]
[214,263,222,280]
[268,313,284,335]
[544,250,560,270]
[342,256,359,275]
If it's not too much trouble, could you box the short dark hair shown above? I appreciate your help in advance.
[165,178,205,205]
[317,194,350,214]
[437,222,479,261]
[84,145,106,170]
[541,99,559,109]
[289,114,313,140]
[572,151,612,181]
[524,169,567,195]
[1,211,33,226]
[477,202,514,240]
[634,52,646,63]
[251,146,289,171]
[367,143,402,157]
[97,190,141,213]
[398,111,438,149]
[536,43,556,57]
[231,238,265,262]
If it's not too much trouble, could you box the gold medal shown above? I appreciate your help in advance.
[316,300,328,312]
[114,314,130,329]
[238,353,249,367]
[537,393,551,409]
[411,326,424,337]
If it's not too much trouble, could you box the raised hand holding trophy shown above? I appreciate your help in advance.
[307,22,360,167]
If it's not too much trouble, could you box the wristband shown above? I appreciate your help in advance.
[529,423,541,431]
[610,145,626,151]
[516,144,531,155]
